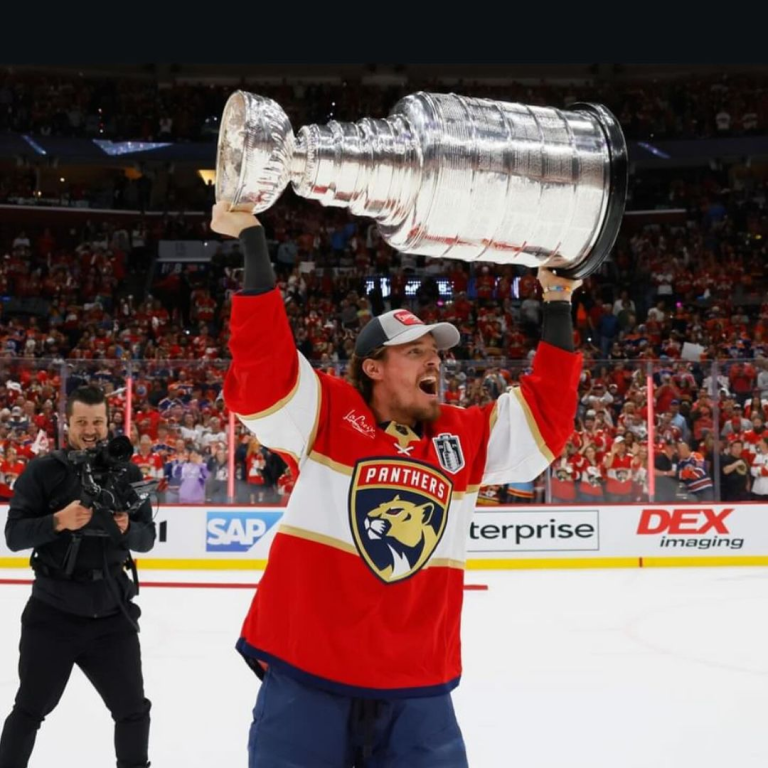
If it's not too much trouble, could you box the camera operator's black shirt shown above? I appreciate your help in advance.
[4,452,155,618]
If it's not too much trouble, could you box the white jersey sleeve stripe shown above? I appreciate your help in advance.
[482,388,555,485]
[511,386,555,464]
[237,353,321,465]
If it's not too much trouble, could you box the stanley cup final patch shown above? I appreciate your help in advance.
[349,458,453,584]
[432,433,465,474]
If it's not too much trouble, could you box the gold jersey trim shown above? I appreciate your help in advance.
[277,527,466,571]
[237,373,301,420]
[426,557,466,571]
[489,401,499,432]
[304,374,323,458]
[279,524,357,555]
[510,387,555,464]
[308,451,354,476]
[384,421,422,449]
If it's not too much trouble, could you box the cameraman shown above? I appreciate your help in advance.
[0,386,154,768]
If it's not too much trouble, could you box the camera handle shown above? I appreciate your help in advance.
[77,463,126,546]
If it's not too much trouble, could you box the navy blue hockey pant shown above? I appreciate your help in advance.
[247,666,469,767]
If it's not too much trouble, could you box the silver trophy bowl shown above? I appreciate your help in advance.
[216,90,627,278]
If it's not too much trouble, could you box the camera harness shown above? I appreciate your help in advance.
[30,448,148,632]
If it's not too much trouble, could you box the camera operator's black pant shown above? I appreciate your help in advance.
[0,598,151,768]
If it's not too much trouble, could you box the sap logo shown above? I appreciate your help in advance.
[206,511,283,552]
[637,508,733,536]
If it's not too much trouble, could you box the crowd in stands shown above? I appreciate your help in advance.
[0,166,215,214]
[1,71,768,503]
[1,70,767,144]
[2,70,766,215]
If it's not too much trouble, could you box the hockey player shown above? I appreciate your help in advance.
[211,202,583,767]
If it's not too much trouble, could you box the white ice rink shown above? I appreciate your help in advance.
[1,566,767,768]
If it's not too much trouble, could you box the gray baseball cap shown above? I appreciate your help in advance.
[355,309,460,357]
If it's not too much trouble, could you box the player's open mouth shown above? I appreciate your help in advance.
[418,377,437,396]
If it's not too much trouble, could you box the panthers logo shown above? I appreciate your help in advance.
[349,459,452,583]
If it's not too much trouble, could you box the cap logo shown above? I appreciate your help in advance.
[393,310,424,327]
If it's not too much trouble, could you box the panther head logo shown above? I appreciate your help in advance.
[350,459,451,584]
[364,495,437,580]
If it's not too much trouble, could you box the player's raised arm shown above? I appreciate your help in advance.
[212,202,322,471]
[481,268,583,485]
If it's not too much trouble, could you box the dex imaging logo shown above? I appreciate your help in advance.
[206,511,283,553]
[636,508,744,550]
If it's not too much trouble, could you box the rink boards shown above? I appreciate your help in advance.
[2,503,768,570]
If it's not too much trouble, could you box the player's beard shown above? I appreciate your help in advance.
[393,392,441,425]
[414,401,441,424]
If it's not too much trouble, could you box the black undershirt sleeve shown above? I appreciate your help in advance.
[238,225,276,295]
[540,301,575,352]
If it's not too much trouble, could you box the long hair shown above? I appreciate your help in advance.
[246,435,262,458]
[347,346,388,404]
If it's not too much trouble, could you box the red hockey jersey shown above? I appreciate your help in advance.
[225,289,581,697]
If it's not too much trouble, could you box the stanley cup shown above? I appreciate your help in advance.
[216,91,627,278]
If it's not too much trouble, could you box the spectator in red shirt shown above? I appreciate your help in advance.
[655,373,682,414]
[2,445,26,489]
[729,361,757,405]
[245,435,269,503]
[443,378,462,405]
[551,443,580,503]
[577,445,605,501]
[131,434,163,481]
[276,465,295,506]
[603,436,634,502]
[692,405,715,447]
[475,266,495,303]
[192,288,217,327]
